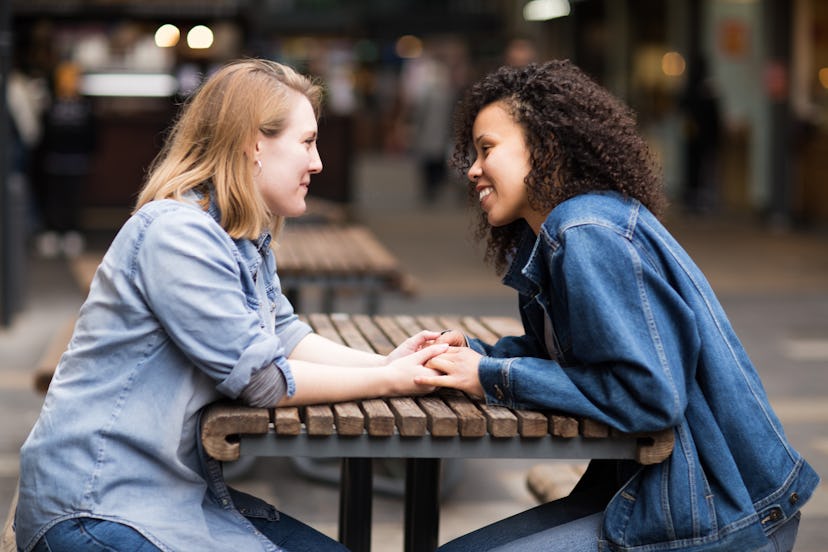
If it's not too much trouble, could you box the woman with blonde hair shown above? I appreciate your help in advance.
[15,59,446,552]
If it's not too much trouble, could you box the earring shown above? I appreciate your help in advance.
[254,159,262,177]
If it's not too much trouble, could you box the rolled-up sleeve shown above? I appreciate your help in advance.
[132,207,297,399]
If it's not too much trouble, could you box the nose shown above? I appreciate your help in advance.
[467,159,481,182]
[310,145,323,174]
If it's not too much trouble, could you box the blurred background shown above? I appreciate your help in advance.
[3,0,828,318]
[1,0,827,550]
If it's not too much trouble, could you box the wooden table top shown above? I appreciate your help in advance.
[201,314,674,466]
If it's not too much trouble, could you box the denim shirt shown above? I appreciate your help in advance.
[470,192,819,551]
[16,194,312,552]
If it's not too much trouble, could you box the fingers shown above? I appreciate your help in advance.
[413,342,450,363]
[413,371,453,388]
[434,330,465,347]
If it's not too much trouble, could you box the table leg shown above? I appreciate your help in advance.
[366,289,379,316]
[339,458,373,552]
[404,458,441,552]
[322,287,336,313]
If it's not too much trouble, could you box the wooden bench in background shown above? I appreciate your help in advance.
[200,313,675,552]
[70,224,415,315]
[1,484,17,552]
[32,317,76,395]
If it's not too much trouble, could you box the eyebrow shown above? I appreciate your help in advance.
[474,133,492,145]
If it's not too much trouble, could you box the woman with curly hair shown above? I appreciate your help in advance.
[417,60,817,551]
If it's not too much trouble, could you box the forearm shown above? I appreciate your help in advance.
[276,360,393,406]
[290,333,385,366]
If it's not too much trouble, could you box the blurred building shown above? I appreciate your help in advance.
[2,0,828,325]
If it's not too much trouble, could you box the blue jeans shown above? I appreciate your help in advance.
[28,513,347,552]
[437,496,802,552]
[438,491,605,552]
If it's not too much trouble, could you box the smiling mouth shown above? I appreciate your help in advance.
[478,188,493,201]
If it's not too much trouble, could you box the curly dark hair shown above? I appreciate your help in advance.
[451,59,667,273]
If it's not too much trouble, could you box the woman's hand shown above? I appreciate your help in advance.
[416,347,485,399]
[386,343,449,395]
[385,330,443,363]
[433,329,467,347]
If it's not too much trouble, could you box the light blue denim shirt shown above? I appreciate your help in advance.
[470,192,819,551]
[16,192,312,552]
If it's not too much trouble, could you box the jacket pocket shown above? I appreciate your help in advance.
[603,426,718,548]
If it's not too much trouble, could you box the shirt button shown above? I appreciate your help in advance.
[494,385,505,401]
[769,509,782,521]
[789,492,800,505]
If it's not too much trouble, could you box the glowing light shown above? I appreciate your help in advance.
[80,73,179,97]
[662,52,686,77]
[187,25,214,50]
[523,0,571,21]
[819,68,828,89]
[154,24,180,48]
[395,35,423,59]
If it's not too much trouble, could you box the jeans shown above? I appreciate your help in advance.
[438,491,604,552]
[28,513,348,552]
[437,497,802,552]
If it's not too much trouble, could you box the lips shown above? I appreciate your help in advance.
[478,187,493,209]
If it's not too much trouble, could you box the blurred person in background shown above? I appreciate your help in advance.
[15,58,446,552]
[679,55,722,214]
[35,60,97,258]
[399,43,456,204]
[504,37,538,68]
[6,53,48,237]
[419,60,818,551]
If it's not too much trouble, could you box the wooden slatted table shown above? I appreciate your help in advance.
[70,224,414,315]
[201,314,674,552]
[275,224,415,314]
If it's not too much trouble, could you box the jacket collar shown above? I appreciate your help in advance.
[501,220,548,297]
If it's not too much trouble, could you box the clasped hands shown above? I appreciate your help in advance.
[384,329,484,399]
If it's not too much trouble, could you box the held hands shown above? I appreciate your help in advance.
[416,346,485,400]
[387,328,484,399]
[385,330,443,363]
[386,342,448,395]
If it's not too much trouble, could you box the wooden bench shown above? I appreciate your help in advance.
[275,224,417,313]
[200,313,675,552]
[70,224,416,315]
[1,484,17,552]
[32,317,76,394]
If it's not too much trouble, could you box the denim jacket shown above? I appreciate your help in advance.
[470,192,819,551]
[16,193,311,552]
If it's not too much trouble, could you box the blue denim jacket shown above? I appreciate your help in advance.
[16,194,311,552]
[471,192,819,551]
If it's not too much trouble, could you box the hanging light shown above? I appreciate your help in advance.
[523,0,571,21]
[187,25,214,50]
[154,24,180,48]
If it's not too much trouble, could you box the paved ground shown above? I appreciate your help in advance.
[2,153,827,550]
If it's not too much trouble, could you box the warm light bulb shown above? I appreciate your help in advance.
[662,52,686,77]
[187,25,214,50]
[395,35,423,59]
[819,67,828,89]
[154,24,180,48]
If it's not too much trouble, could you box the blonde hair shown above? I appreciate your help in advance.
[135,59,323,239]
